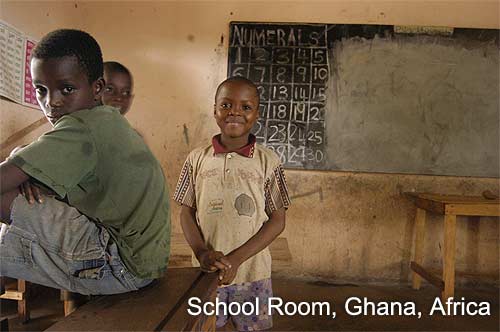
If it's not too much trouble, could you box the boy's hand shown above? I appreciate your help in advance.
[218,254,242,286]
[197,249,232,273]
[19,180,43,204]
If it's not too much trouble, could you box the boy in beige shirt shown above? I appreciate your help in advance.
[174,77,290,331]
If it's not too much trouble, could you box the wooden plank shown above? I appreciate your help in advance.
[445,203,500,216]
[411,208,426,290]
[47,268,201,331]
[410,261,444,290]
[414,197,445,214]
[159,272,219,331]
[442,214,457,301]
[0,290,24,301]
[0,117,47,151]
[414,193,499,204]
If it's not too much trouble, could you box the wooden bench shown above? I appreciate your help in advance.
[46,267,218,331]
[407,192,499,301]
[38,233,290,326]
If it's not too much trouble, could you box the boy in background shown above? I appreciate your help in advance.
[174,77,290,331]
[0,29,170,295]
[102,61,134,115]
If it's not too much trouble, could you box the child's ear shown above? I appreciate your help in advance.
[93,77,105,99]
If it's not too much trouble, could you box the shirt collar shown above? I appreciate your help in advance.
[212,134,256,158]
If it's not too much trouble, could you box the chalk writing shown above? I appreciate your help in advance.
[228,23,328,168]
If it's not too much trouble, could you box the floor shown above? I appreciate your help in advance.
[1,278,498,331]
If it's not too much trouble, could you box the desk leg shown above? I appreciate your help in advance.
[442,214,456,301]
[60,290,77,316]
[17,280,29,323]
[412,208,426,290]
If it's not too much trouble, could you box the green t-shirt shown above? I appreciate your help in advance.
[9,106,170,279]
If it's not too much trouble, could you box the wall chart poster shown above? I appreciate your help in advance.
[0,19,39,109]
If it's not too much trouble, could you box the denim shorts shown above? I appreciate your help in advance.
[0,194,152,295]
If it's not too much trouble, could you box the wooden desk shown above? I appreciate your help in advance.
[46,268,218,332]
[407,193,499,301]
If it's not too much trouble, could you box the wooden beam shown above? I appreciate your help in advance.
[0,117,47,151]
[410,261,444,290]
[157,272,219,331]
[445,203,500,217]
[414,197,444,215]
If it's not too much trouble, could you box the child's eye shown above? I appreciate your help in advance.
[104,86,113,93]
[221,103,231,109]
[35,86,47,95]
[243,105,253,111]
[62,86,75,95]
[121,91,131,97]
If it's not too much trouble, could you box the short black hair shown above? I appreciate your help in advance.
[104,61,132,78]
[215,76,260,104]
[32,29,103,83]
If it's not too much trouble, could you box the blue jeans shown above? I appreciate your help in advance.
[0,195,152,295]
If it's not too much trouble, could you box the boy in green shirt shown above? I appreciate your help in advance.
[0,29,170,294]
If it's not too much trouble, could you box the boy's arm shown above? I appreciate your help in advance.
[0,161,29,220]
[9,145,45,203]
[0,161,29,194]
[180,205,230,272]
[219,207,286,285]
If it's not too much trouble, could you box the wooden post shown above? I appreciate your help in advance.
[442,214,457,301]
[17,280,29,323]
[60,290,77,317]
[412,208,426,289]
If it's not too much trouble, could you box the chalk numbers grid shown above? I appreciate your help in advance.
[229,23,328,168]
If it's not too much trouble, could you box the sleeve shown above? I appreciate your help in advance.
[264,163,291,215]
[7,117,97,198]
[172,155,196,208]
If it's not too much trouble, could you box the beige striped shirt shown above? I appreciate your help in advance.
[173,137,290,285]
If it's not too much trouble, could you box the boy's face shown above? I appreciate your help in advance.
[214,81,259,139]
[102,71,134,115]
[31,56,104,126]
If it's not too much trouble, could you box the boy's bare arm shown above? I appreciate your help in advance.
[0,161,29,220]
[0,161,29,194]
[220,207,286,285]
[9,145,43,203]
[180,205,230,272]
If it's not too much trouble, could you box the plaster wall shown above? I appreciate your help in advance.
[0,1,498,284]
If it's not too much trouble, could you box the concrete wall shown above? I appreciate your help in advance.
[1,1,498,285]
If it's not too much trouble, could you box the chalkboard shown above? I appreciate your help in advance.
[228,22,499,177]
[228,23,330,169]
